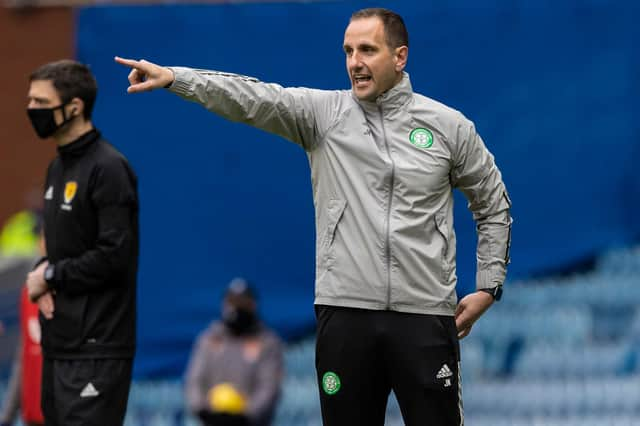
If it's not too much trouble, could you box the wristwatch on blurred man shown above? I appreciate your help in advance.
[479,285,503,301]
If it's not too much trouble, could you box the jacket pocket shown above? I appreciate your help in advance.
[434,211,451,280]
[49,293,88,344]
[323,199,347,269]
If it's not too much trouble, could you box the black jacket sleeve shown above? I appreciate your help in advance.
[48,156,138,295]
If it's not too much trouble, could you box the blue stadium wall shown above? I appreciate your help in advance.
[76,0,640,377]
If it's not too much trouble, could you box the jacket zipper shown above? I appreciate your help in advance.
[379,104,395,309]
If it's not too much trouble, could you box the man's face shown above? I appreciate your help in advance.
[343,16,406,102]
[27,79,67,126]
[222,294,257,315]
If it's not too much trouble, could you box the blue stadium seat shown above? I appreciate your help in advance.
[513,342,633,378]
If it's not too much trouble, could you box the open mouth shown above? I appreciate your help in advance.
[353,74,372,86]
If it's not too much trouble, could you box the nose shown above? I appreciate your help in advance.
[27,99,38,109]
[347,52,363,71]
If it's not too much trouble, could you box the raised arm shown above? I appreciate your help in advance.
[115,56,341,151]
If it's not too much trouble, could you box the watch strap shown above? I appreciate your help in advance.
[479,286,502,301]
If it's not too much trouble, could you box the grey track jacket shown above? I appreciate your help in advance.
[169,68,512,316]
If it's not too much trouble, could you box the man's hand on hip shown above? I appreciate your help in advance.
[454,290,494,339]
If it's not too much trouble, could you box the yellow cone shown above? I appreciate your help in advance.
[208,383,247,414]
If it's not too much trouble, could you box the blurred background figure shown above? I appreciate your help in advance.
[0,187,42,259]
[0,235,46,426]
[0,190,43,381]
[185,278,284,426]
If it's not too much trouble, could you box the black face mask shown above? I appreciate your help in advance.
[27,103,74,139]
[223,306,259,335]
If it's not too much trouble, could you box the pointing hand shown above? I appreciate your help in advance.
[114,56,175,93]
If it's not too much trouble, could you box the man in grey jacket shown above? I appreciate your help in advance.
[116,7,512,426]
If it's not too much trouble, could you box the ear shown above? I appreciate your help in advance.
[394,46,409,72]
[68,97,85,118]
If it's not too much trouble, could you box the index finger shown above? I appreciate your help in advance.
[114,56,142,69]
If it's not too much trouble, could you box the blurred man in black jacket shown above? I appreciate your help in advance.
[25,60,139,426]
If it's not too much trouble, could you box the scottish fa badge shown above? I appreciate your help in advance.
[64,181,77,204]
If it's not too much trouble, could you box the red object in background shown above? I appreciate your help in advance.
[20,286,44,424]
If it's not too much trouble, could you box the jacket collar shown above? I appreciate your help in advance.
[57,128,100,159]
[354,71,413,111]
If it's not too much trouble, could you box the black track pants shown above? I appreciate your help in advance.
[41,358,132,426]
[315,306,463,426]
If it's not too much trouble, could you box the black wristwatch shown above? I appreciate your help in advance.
[44,264,56,285]
[479,285,502,301]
